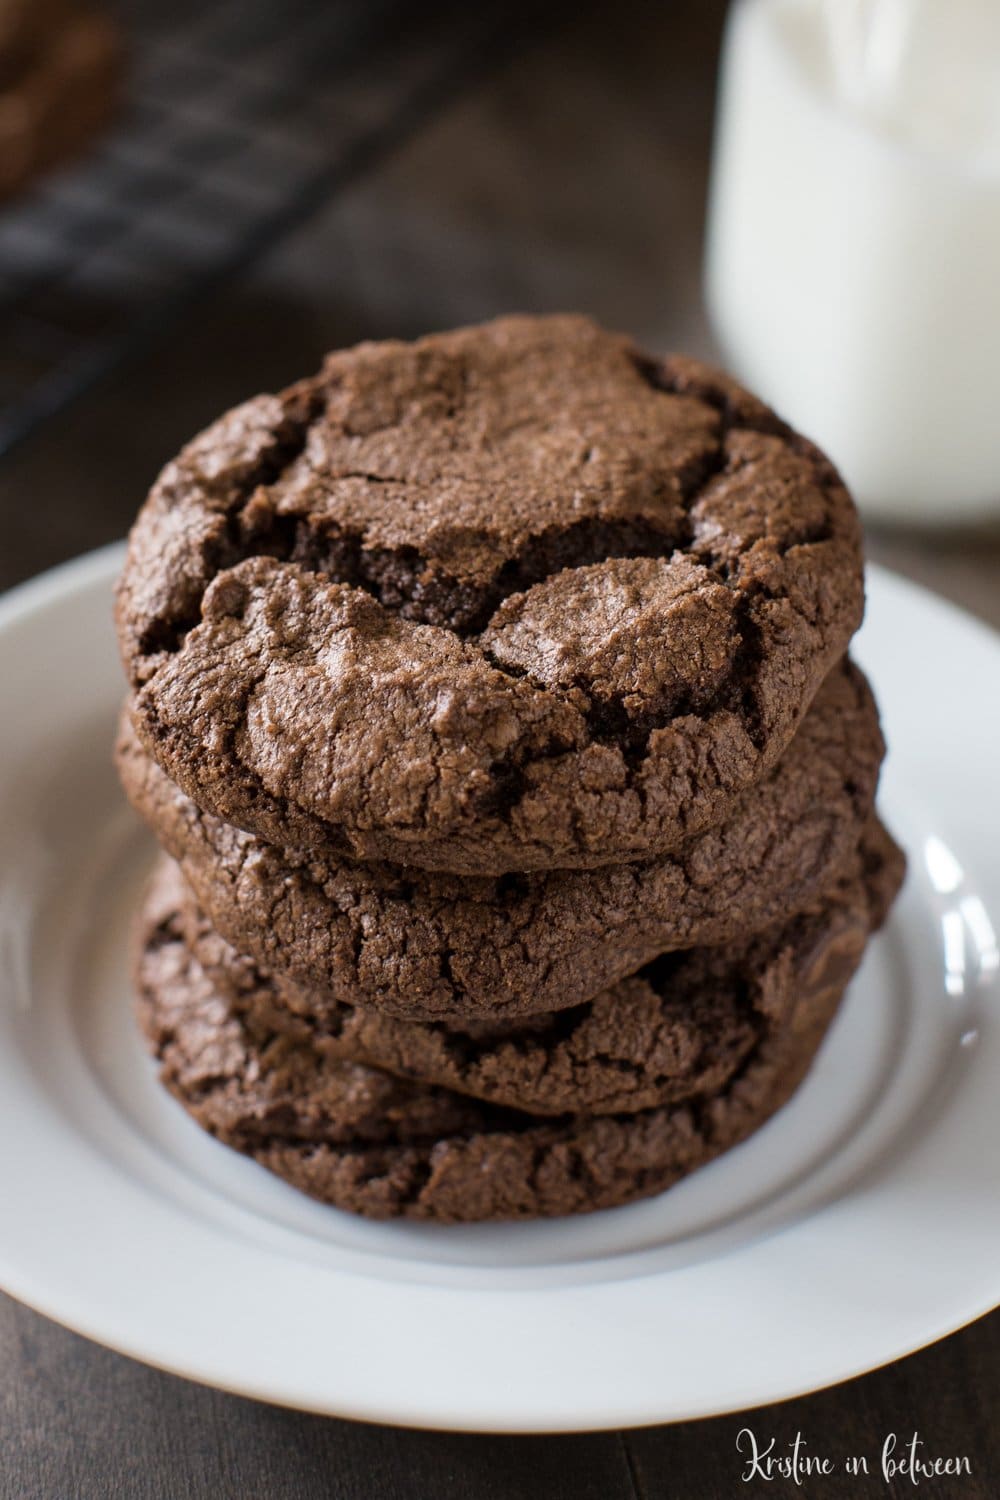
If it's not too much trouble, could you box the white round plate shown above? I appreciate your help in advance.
[0,545,997,1431]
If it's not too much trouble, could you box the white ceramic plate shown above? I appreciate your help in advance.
[0,545,997,1432]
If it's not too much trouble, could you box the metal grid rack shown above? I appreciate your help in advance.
[0,0,527,454]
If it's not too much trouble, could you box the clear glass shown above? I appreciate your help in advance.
[705,0,1000,524]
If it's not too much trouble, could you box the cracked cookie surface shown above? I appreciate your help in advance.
[140,818,901,1119]
[135,834,903,1221]
[118,659,885,1020]
[117,315,865,873]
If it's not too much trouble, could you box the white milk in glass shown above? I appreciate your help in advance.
[705,0,1000,523]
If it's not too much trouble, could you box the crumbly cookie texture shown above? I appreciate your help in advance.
[117,315,864,873]
[134,823,903,1221]
[117,658,885,1020]
[141,818,901,1119]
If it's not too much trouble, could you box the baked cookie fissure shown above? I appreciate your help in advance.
[118,659,884,1021]
[135,911,849,1225]
[117,315,864,874]
[141,818,902,1119]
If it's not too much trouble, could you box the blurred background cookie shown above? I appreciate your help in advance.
[0,0,120,202]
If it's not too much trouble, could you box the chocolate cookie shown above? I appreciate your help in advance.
[135,902,874,1227]
[118,658,885,1020]
[0,0,120,203]
[117,315,864,874]
[141,817,902,1118]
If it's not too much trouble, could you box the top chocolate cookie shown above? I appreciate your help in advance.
[118,315,864,873]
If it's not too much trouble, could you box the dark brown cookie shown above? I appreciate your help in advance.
[118,658,885,1020]
[142,817,901,1118]
[0,0,121,203]
[117,315,864,874]
[135,901,879,1227]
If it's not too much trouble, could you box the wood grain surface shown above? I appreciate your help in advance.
[0,2,996,1494]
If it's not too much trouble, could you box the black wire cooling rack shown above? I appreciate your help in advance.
[0,0,533,454]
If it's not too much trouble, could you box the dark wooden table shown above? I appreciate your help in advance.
[1,3,997,1495]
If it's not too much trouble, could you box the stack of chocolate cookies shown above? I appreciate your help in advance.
[115,315,904,1223]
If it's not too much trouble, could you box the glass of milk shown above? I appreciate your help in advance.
[705,0,1000,524]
